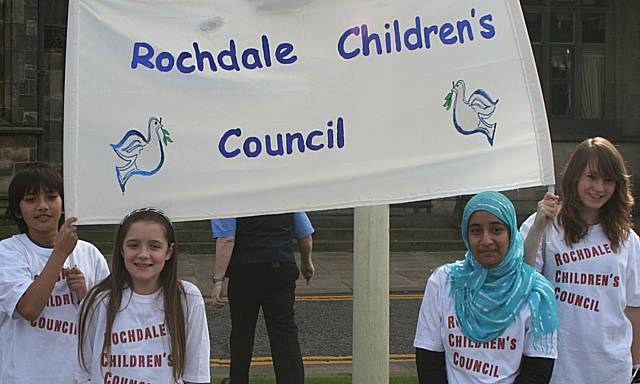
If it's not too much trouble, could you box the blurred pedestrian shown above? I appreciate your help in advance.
[211,213,314,384]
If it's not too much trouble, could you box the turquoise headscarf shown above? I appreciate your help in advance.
[449,191,557,349]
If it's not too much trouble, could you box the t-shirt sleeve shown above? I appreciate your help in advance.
[413,267,446,352]
[519,213,545,273]
[522,307,558,359]
[0,239,33,318]
[89,244,110,285]
[211,218,236,238]
[182,282,211,383]
[624,232,640,307]
[293,212,314,238]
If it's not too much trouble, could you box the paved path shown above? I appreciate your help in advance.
[179,251,462,297]
[177,250,462,380]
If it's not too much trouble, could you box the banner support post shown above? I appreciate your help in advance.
[353,205,390,381]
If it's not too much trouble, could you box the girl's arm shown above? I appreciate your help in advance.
[513,356,555,384]
[518,299,558,384]
[17,218,78,321]
[625,306,640,365]
[65,266,87,301]
[183,284,211,384]
[414,268,447,383]
[416,348,447,384]
[523,193,559,267]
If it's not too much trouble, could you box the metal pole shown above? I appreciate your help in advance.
[353,205,389,382]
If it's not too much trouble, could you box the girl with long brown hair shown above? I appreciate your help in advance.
[520,137,640,383]
[77,208,210,384]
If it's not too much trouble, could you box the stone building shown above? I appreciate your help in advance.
[1,0,638,248]
[1,0,66,191]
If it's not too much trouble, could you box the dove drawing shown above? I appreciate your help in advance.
[443,80,499,146]
[111,116,173,193]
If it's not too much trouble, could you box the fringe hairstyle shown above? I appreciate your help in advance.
[558,137,634,252]
[78,209,187,381]
[5,162,64,233]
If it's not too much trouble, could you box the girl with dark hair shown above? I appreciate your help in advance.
[415,191,558,384]
[521,137,640,383]
[77,208,210,384]
[0,163,110,383]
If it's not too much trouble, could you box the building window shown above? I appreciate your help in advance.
[521,0,610,122]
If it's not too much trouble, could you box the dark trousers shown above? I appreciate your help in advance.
[227,262,304,384]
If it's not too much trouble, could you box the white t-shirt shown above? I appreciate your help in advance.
[77,280,211,384]
[414,265,558,384]
[520,213,640,384]
[0,234,110,383]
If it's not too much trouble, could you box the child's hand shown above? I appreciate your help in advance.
[534,192,559,228]
[65,266,87,301]
[54,217,79,258]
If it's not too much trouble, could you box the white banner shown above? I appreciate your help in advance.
[64,0,554,224]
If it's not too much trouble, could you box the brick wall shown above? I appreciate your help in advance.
[0,0,67,200]
[0,0,41,198]
[0,0,38,124]
[0,130,39,192]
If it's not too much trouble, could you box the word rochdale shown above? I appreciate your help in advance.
[131,35,297,74]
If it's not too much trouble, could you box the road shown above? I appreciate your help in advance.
[206,293,423,365]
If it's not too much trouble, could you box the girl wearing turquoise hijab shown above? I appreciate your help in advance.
[414,191,558,384]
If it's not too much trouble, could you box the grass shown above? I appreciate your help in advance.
[211,378,418,384]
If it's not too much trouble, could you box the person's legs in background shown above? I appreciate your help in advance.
[262,262,304,384]
[228,265,262,384]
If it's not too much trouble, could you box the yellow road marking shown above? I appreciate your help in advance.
[206,293,423,305]
[295,293,423,301]
[207,293,421,367]
[210,354,415,367]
